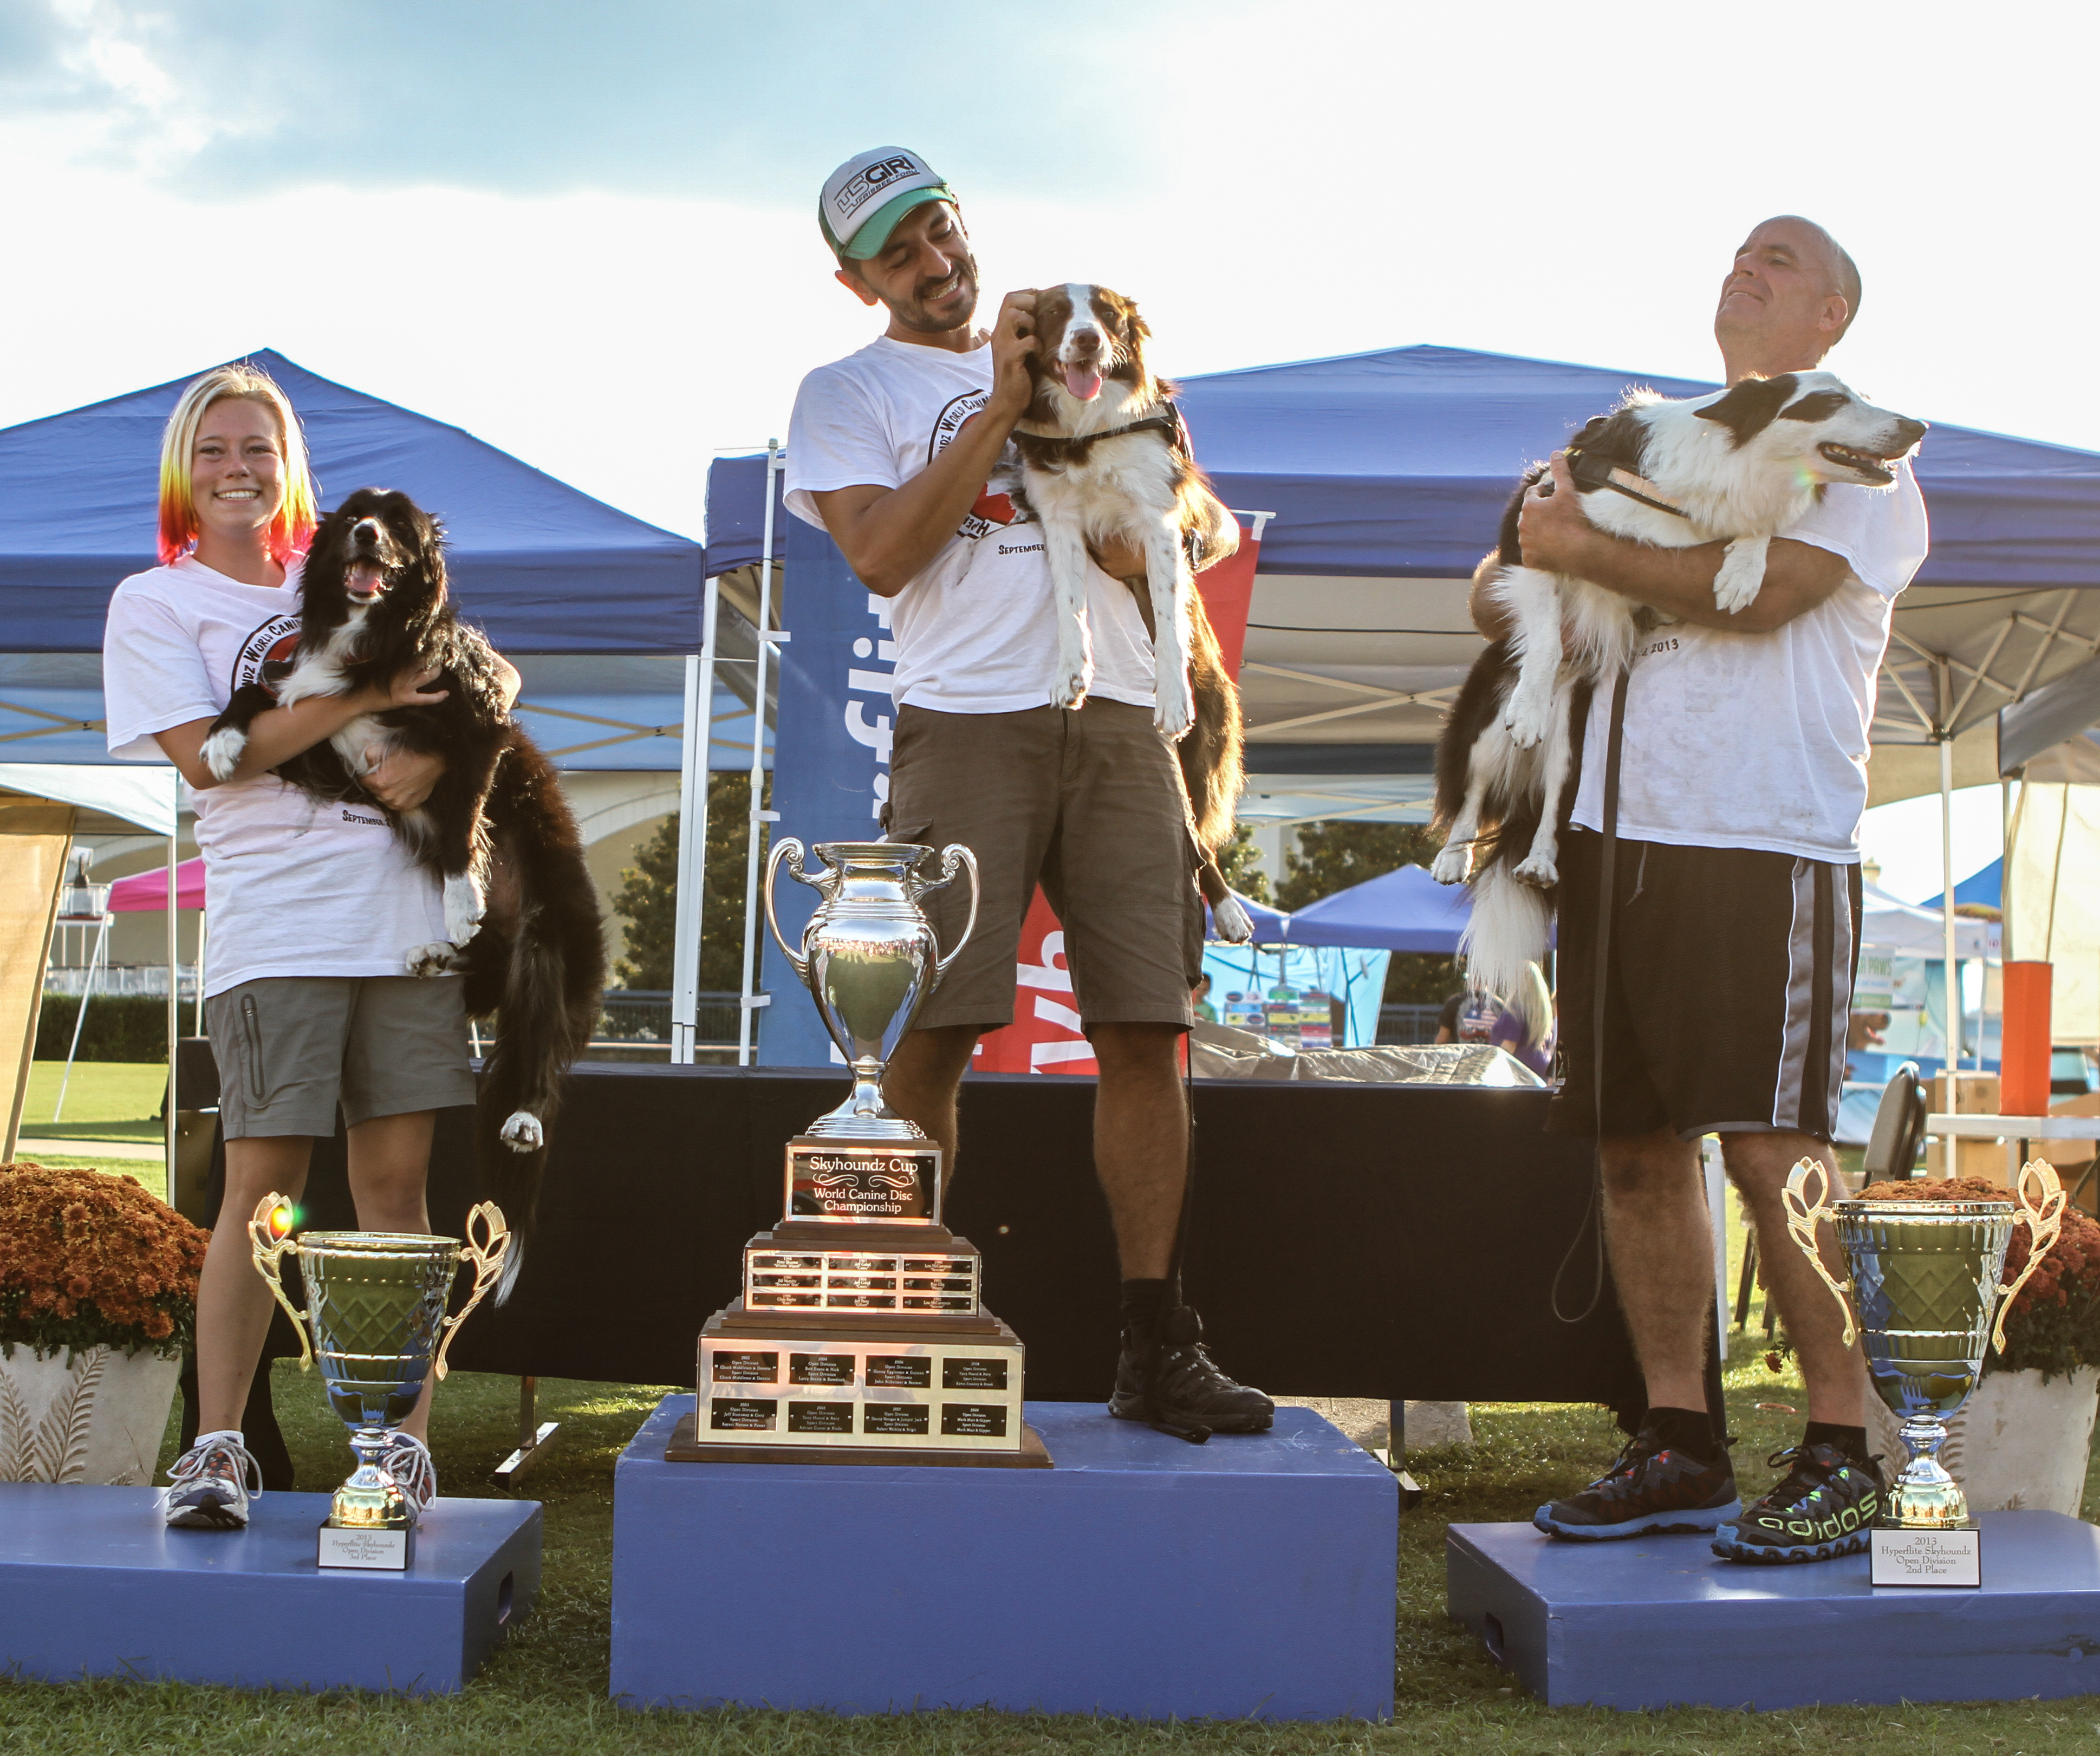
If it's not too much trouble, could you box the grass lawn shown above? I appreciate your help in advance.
[6,1176,2100,1750]
[19,1059,167,1143]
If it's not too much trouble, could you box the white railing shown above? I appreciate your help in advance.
[44,964,201,999]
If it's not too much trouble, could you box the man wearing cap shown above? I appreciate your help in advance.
[783,147,1273,1436]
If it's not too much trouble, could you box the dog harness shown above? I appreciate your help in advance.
[1012,400,1190,464]
[1566,445,1689,521]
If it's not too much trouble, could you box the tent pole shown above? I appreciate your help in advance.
[735,441,782,1068]
[53,912,109,1122]
[1940,717,1958,1102]
[165,834,178,1199]
[671,568,722,1065]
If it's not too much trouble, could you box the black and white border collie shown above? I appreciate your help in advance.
[201,489,606,1290]
[1432,372,1927,1001]
[1007,282,1252,942]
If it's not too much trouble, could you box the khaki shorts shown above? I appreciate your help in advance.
[884,700,1205,1034]
[205,976,477,1139]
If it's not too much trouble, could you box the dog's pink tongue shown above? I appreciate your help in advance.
[1064,365,1102,401]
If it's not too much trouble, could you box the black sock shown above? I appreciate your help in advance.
[1641,1406,1714,1461]
[1804,1420,1870,1463]
[1120,1278,1173,1339]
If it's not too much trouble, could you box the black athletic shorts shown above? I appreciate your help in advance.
[1546,828,1862,1143]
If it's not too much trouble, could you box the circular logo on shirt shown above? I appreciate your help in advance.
[929,391,1031,542]
[232,615,302,698]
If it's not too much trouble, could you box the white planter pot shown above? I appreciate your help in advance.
[0,1343,181,1486]
[1865,1363,2100,1517]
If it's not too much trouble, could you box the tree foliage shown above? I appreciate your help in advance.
[611,771,771,992]
[1271,820,1459,1007]
[1216,823,1271,905]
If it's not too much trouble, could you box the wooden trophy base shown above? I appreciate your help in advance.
[665,1410,1052,1469]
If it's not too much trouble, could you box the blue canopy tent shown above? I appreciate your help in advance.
[1284,862,1471,954]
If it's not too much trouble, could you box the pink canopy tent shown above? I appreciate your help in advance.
[109,857,203,912]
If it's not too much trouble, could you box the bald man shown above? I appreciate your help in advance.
[1511,218,1929,1564]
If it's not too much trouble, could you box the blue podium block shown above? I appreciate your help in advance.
[613,1395,1396,1719]
[1449,1512,2100,1709]
[0,1484,540,1695]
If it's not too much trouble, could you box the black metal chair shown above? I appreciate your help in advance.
[1863,1060,1927,1183]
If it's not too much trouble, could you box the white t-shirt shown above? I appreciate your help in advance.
[102,557,449,998]
[783,334,1157,714]
[1570,463,1929,862]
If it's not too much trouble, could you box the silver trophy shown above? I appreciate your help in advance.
[765,838,979,1141]
[672,834,1041,1465]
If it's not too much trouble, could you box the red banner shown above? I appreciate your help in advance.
[974,526,1261,1075]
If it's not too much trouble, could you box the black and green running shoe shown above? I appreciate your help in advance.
[1712,1441,1884,1563]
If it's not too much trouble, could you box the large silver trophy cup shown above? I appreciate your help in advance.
[764,839,978,1221]
[673,834,1046,1465]
[1784,1157,2065,1584]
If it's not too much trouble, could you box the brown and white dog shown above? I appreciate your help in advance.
[1007,282,1252,942]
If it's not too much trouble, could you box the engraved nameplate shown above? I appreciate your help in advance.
[317,1523,413,1571]
[709,1396,778,1432]
[711,1350,779,1383]
[1871,1526,1981,1588]
[788,1141,940,1223]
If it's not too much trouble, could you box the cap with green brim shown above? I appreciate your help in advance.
[820,147,957,261]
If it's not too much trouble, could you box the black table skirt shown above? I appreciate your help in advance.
[386,1064,1640,1409]
[198,1061,1640,1410]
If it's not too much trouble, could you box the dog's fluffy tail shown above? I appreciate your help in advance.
[468,734,607,1305]
[1460,864,1552,1009]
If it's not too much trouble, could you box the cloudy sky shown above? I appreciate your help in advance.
[4,0,2085,893]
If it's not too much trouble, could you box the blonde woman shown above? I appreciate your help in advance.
[103,363,510,1529]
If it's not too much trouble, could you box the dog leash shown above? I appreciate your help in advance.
[1551,664,1627,1327]
[1566,446,1689,522]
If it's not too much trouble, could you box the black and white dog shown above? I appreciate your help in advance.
[1007,282,1252,942]
[201,489,606,1283]
[1431,372,1927,1001]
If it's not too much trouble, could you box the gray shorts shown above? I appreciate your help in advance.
[883,699,1205,1033]
[205,977,477,1139]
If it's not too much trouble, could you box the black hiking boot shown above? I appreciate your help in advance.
[1109,1304,1274,1441]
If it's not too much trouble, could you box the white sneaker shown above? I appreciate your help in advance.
[380,1431,437,1512]
[164,1432,262,1529]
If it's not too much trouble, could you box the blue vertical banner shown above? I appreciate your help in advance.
[758,513,898,1066]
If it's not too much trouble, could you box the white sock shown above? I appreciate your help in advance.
[193,1428,244,1448]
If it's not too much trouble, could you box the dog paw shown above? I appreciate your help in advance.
[1711,576,1763,615]
[1154,675,1194,740]
[200,726,246,781]
[1431,845,1472,886]
[1211,893,1254,944]
[406,942,462,978]
[442,874,485,946]
[1514,851,1559,889]
[1502,690,1551,750]
[500,1110,544,1153]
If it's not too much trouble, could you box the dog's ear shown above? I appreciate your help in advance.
[1695,374,1799,446]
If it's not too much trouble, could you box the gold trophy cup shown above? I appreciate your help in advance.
[250,1194,509,1568]
[1783,1157,2064,1584]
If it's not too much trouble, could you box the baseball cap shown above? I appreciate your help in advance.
[820,147,957,261]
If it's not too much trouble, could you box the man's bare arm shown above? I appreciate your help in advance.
[811,293,1037,596]
[1514,451,1850,633]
